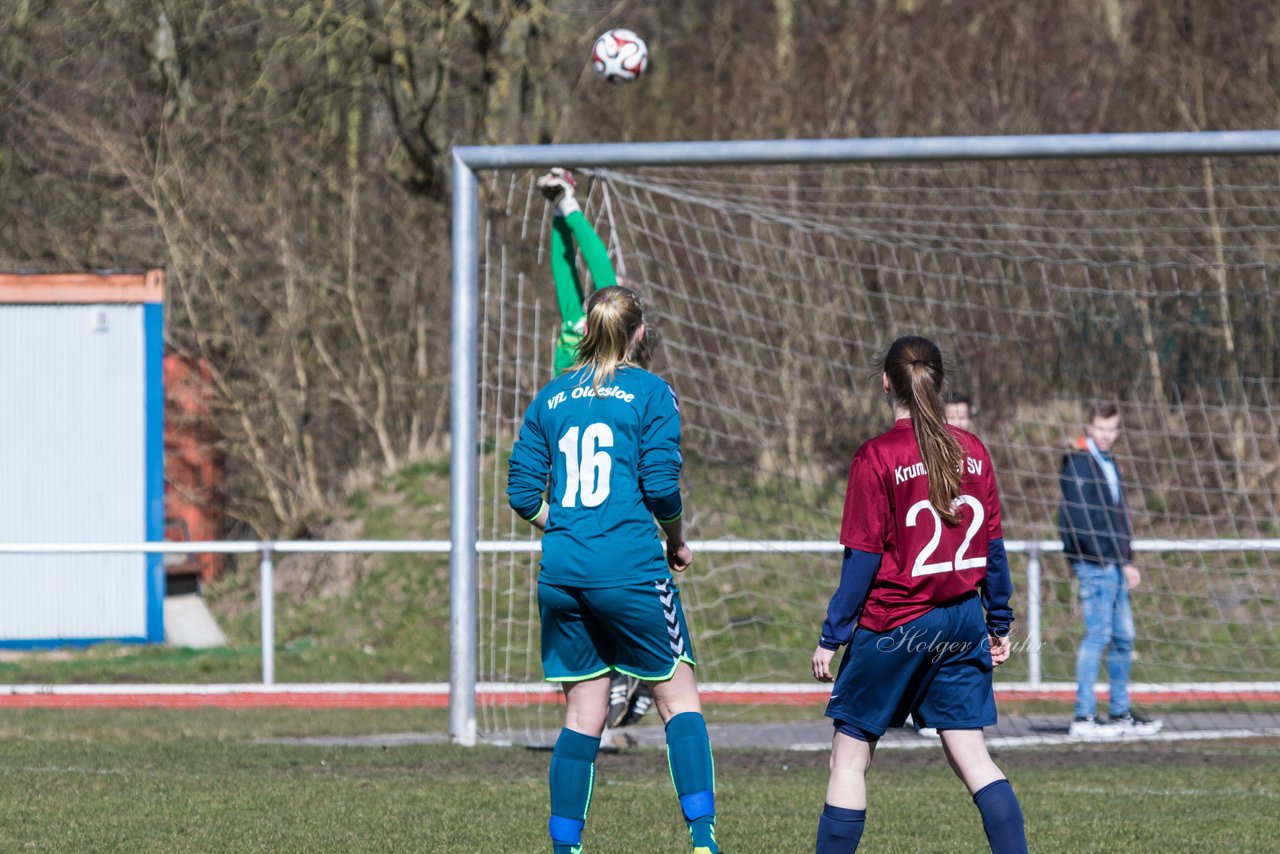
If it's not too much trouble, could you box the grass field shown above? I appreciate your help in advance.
[3,454,1278,851]
[1,707,1277,852]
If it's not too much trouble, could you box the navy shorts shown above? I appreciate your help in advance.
[538,577,697,683]
[825,593,996,738]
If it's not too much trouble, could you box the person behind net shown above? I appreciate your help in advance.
[507,285,720,854]
[811,336,1028,854]
[944,391,974,433]
[1058,400,1163,739]
[537,167,655,729]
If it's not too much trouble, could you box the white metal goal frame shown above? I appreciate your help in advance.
[449,129,1280,745]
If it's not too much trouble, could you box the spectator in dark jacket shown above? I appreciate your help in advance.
[1058,401,1162,739]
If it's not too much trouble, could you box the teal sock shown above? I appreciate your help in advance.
[549,728,600,853]
[666,711,718,852]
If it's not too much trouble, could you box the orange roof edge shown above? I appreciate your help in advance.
[0,270,165,304]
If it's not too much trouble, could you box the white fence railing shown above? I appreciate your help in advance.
[5,538,1280,689]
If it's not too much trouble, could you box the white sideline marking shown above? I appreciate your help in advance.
[785,727,1280,752]
[5,680,1280,696]
[1060,784,1276,798]
[1,683,451,696]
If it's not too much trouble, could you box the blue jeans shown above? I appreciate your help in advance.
[1072,561,1135,718]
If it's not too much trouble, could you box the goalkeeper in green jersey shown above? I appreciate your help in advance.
[538,168,655,731]
[537,168,618,376]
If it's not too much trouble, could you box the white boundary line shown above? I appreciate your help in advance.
[4,538,1280,554]
[4,681,1280,696]
[786,727,1280,752]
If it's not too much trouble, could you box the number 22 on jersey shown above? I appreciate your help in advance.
[905,495,987,576]
[558,423,614,508]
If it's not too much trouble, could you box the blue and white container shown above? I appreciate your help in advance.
[0,271,165,647]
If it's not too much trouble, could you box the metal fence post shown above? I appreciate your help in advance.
[260,545,275,685]
[1027,544,1042,687]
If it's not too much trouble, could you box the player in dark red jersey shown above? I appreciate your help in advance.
[811,336,1028,854]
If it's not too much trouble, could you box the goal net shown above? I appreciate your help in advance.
[473,155,1280,743]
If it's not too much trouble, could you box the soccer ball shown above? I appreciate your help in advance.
[592,29,648,83]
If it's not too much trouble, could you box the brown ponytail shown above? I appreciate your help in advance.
[573,285,646,392]
[881,336,965,524]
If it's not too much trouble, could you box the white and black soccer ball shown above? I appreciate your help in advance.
[592,28,649,83]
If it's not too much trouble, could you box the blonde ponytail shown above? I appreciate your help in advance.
[573,286,646,393]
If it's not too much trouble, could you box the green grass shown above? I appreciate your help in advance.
[0,708,1277,852]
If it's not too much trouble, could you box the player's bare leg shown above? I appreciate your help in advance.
[817,732,874,851]
[939,730,1027,854]
[562,675,611,737]
[825,731,876,810]
[650,660,703,722]
[939,729,1003,793]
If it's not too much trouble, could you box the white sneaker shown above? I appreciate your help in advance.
[905,714,939,738]
[607,674,641,728]
[1069,715,1123,740]
[1112,711,1163,736]
[620,686,653,726]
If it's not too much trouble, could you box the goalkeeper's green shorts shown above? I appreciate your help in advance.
[538,577,698,682]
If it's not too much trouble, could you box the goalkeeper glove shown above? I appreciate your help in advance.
[536,167,580,217]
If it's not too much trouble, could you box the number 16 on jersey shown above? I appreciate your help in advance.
[558,423,614,508]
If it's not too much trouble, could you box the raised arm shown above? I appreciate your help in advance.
[549,217,588,329]
[562,209,618,294]
[540,168,591,330]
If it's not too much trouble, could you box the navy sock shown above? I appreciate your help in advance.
[972,779,1028,854]
[814,804,865,850]
[666,711,718,852]
[549,728,600,853]
[816,803,865,853]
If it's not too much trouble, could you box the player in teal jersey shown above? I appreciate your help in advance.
[508,285,720,854]
[538,167,655,731]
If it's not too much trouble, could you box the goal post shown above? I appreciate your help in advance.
[449,152,481,747]
[450,130,1280,746]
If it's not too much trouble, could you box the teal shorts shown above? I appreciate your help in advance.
[538,577,698,683]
